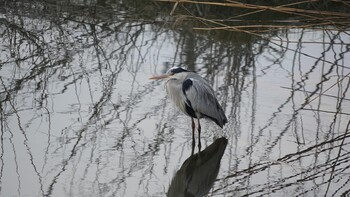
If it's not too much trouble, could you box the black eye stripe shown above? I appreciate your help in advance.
[169,67,190,74]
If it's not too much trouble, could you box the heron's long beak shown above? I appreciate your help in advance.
[149,74,171,80]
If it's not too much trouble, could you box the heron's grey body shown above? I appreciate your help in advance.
[150,67,227,150]
[165,68,227,128]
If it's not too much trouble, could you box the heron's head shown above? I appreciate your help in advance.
[149,67,192,81]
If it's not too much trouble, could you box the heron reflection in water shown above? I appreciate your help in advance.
[167,137,228,197]
[150,67,227,150]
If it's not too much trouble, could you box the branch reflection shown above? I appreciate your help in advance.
[0,0,349,196]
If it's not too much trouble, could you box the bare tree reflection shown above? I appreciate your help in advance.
[0,0,349,196]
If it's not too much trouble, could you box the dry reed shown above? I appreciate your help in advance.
[156,0,350,33]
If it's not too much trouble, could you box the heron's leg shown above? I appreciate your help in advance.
[191,118,195,154]
[197,119,201,151]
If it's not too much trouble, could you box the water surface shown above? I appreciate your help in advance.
[0,1,350,196]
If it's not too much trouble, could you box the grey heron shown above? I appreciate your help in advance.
[150,67,227,150]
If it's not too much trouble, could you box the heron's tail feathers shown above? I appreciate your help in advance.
[202,109,227,128]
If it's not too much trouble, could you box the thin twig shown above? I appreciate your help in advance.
[301,108,350,116]
[281,86,350,101]
[155,0,350,17]
[170,1,179,15]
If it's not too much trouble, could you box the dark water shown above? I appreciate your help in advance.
[0,1,350,196]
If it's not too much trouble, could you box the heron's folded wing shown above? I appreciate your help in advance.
[182,78,226,127]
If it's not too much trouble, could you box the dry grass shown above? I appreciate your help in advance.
[156,0,350,34]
